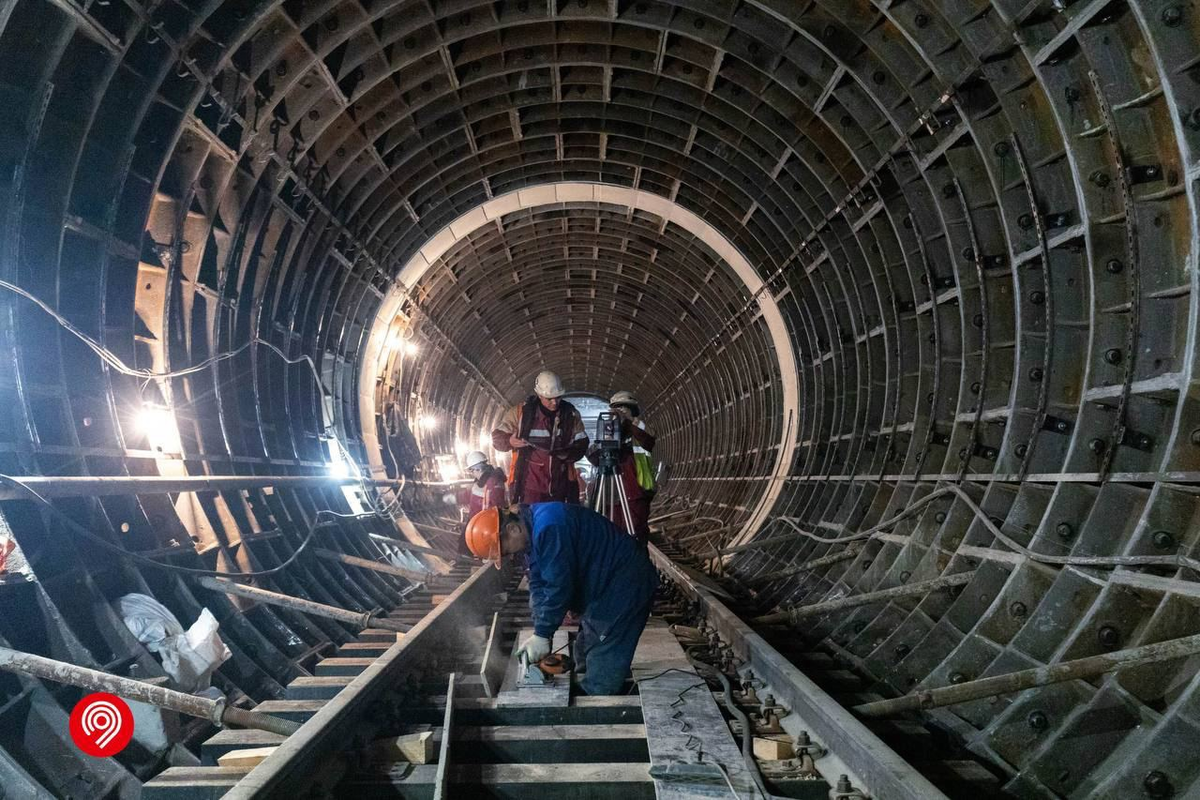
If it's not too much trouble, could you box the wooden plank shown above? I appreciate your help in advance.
[216,748,277,768]
[202,730,286,764]
[753,736,795,760]
[369,731,434,765]
[479,612,506,698]
[143,767,249,800]
[251,699,327,722]
[314,657,377,676]
[433,673,455,800]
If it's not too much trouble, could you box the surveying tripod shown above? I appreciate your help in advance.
[589,412,635,534]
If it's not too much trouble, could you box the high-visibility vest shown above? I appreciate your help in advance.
[632,420,655,492]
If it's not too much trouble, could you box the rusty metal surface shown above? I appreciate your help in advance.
[0,0,1198,796]
[650,544,948,800]
[223,563,503,798]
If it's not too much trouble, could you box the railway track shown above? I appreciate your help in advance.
[654,539,1009,799]
[140,544,977,799]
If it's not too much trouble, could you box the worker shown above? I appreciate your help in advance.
[445,451,508,555]
[464,503,658,695]
[586,391,656,544]
[491,370,589,504]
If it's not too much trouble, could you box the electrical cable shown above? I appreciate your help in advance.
[0,473,339,579]
[0,278,322,383]
[943,484,1200,573]
[0,277,387,516]
[745,482,1200,593]
[632,665,761,799]
[686,655,771,800]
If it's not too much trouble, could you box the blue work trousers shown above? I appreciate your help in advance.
[574,589,655,695]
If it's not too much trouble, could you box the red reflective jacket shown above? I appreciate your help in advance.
[458,466,507,515]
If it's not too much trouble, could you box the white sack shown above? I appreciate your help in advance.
[117,593,231,693]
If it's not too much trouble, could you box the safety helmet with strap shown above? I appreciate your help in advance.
[535,370,564,398]
[609,390,637,407]
[609,389,641,420]
[465,507,503,567]
[465,450,488,470]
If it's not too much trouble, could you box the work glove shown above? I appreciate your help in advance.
[518,634,550,662]
[441,492,458,506]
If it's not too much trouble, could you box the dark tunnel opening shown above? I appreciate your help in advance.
[1,0,1200,797]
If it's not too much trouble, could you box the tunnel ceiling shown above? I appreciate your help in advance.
[2,0,1200,796]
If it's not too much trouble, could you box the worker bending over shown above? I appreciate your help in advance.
[492,370,589,504]
[445,451,507,555]
[465,503,658,695]
[586,390,656,544]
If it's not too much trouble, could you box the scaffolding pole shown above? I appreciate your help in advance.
[196,577,411,633]
[0,646,300,735]
[312,548,433,583]
[746,547,862,586]
[753,571,975,625]
[854,632,1200,718]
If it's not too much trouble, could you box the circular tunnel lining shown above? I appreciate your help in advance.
[359,182,799,544]
[0,0,1198,796]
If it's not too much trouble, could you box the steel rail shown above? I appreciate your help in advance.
[433,673,456,800]
[223,562,505,798]
[649,545,948,800]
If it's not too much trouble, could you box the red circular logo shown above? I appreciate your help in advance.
[69,693,134,757]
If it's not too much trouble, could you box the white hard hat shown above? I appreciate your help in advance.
[534,370,564,398]
[465,450,488,469]
[609,390,638,407]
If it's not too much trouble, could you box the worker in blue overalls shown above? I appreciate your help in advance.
[464,502,659,694]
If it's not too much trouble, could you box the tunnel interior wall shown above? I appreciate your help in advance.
[0,0,1199,797]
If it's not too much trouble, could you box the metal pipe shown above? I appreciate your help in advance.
[0,646,300,735]
[649,508,696,524]
[312,548,432,583]
[853,632,1200,718]
[364,532,460,560]
[753,571,975,625]
[0,474,446,501]
[196,577,411,633]
[677,524,739,544]
[746,547,862,586]
[717,529,818,556]
[687,655,772,798]
[316,522,459,560]
[409,521,462,538]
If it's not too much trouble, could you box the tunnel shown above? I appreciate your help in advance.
[1,0,1199,797]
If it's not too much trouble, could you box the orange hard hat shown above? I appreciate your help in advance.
[465,507,502,565]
